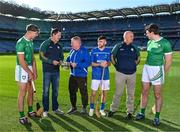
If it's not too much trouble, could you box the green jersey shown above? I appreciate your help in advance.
[16,37,34,65]
[146,37,172,66]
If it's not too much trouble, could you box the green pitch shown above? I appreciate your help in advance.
[0,52,180,131]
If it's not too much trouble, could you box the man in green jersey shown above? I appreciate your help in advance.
[15,24,39,125]
[135,24,172,126]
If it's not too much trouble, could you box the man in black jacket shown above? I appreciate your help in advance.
[39,28,64,117]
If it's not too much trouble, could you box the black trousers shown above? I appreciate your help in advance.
[68,75,88,108]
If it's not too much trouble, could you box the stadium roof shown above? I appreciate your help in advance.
[0,1,180,21]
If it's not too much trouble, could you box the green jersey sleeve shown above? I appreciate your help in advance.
[163,39,172,55]
[16,41,25,54]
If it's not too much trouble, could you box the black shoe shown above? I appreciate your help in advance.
[67,107,77,115]
[19,117,31,125]
[80,107,87,114]
[153,118,160,126]
[125,113,133,120]
[135,113,145,120]
[107,111,115,117]
[28,111,37,118]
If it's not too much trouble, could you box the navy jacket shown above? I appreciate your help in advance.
[111,42,140,74]
[39,38,64,72]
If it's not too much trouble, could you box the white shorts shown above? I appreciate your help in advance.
[91,80,110,91]
[142,64,164,85]
[15,65,32,83]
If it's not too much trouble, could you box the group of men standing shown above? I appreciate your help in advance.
[15,23,172,127]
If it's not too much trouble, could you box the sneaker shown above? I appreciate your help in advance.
[54,109,64,115]
[67,107,77,115]
[107,110,115,117]
[19,117,29,125]
[153,118,160,126]
[28,111,36,118]
[80,107,87,114]
[100,110,106,116]
[125,113,133,120]
[89,109,94,117]
[135,113,145,120]
[43,111,48,117]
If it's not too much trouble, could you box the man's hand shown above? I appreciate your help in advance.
[33,72,38,80]
[59,60,63,66]
[100,61,108,68]
[53,60,60,66]
[164,54,172,73]
[71,63,77,68]
[28,71,34,81]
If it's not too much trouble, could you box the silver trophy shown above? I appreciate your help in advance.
[61,62,70,70]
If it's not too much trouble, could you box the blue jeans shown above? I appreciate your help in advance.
[42,72,60,111]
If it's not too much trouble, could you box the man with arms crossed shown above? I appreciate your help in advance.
[89,36,111,117]
[15,24,39,125]
[135,24,173,126]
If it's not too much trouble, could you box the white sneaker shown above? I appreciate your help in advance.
[89,109,94,116]
[54,109,64,115]
[43,111,48,117]
[100,110,106,116]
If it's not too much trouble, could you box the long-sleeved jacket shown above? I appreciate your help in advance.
[66,46,90,77]
[39,38,64,72]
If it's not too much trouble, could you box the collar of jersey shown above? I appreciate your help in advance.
[154,37,163,42]
[23,36,31,42]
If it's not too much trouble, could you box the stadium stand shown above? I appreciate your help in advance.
[0,1,179,53]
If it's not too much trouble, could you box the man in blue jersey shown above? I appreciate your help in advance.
[66,36,91,114]
[89,36,111,116]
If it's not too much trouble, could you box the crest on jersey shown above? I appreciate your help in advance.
[22,76,26,80]
[131,48,134,51]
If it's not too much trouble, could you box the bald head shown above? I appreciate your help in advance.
[123,31,134,45]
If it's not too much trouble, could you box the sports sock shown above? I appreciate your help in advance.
[140,108,146,114]
[155,112,160,118]
[90,103,94,109]
[19,111,25,118]
[100,103,105,110]
[28,106,33,113]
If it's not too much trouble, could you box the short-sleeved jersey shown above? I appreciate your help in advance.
[91,47,111,80]
[16,37,34,65]
[146,37,172,66]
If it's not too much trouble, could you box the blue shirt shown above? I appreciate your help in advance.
[111,42,140,74]
[66,46,91,77]
[91,47,111,80]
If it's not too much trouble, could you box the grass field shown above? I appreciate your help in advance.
[0,52,180,131]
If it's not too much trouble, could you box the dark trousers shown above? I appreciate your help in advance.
[68,75,88,108]
[42,72,60,111]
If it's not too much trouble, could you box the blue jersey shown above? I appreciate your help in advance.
[91,47,111,80]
